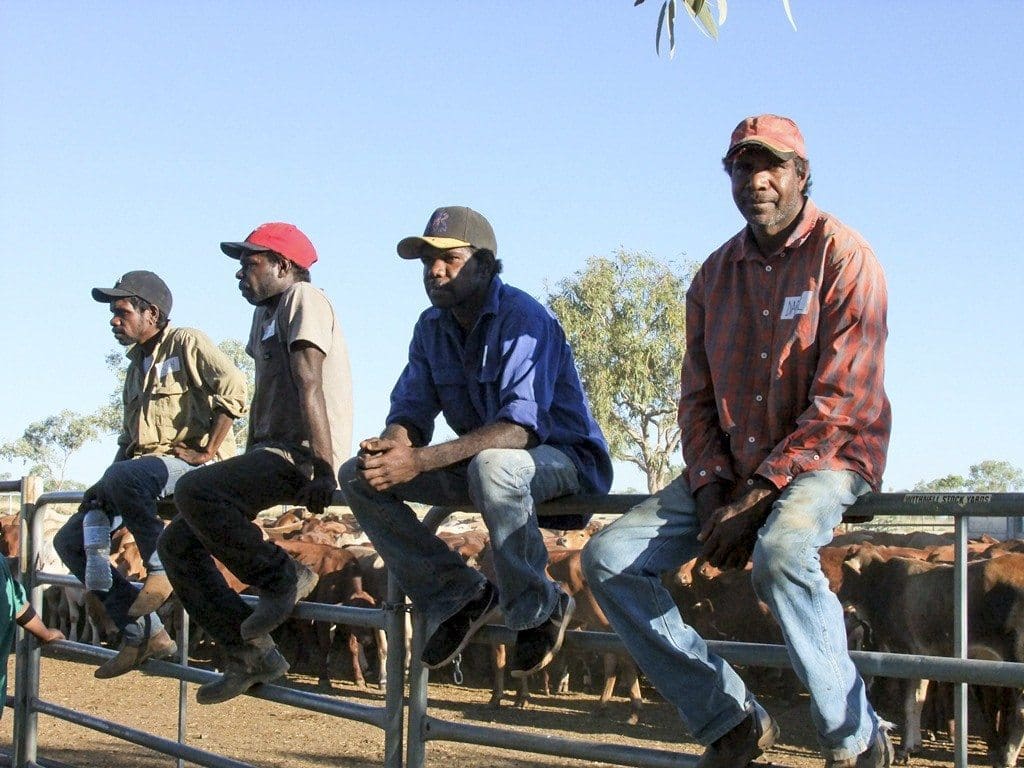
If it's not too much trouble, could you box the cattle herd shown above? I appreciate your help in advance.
[4,508,1024,768]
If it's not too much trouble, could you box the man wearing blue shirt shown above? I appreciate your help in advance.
[339,205,612,677]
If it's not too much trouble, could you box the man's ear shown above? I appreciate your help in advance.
[799,162,811,193]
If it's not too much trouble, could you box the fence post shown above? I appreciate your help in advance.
[13,476,42,768]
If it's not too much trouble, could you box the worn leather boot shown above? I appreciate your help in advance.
[94,628,177,679]
[696,699,779,768]
[128,572,174,618]
[196,638,289,705]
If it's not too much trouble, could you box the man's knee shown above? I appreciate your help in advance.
[467,449,527,496]
[157,518,190,562]
[750,530,809,596]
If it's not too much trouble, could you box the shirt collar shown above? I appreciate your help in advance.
[432,276,503,331]
[126,324,172,363]
[731,198,820,262]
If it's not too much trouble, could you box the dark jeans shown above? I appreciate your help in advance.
[157,448,308,648]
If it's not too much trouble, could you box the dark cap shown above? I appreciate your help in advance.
[220,222,318,269]
[397,206,497,259]
[92,270,172,317]
[725,114,807,162]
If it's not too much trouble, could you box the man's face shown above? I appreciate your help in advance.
[109,298,158,346]
[729,147,807,240]
[236,251,288,306]
[420,246,490,309]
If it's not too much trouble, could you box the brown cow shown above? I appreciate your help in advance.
[274,540,377,689]
[840,550,1024,767]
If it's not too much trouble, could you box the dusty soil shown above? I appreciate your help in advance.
[1,651,992,768]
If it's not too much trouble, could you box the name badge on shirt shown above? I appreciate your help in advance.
[780,291,813,320]
[261,318,277,341]
[156,356,181,378]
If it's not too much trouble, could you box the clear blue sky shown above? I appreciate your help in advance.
[2,3,1022,492]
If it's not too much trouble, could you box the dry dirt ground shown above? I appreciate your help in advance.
[0,651,994,768]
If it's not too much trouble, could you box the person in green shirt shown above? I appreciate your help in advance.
[1,556,64,715]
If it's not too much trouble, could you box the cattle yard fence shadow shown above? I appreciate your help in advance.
[6,478,1024,768]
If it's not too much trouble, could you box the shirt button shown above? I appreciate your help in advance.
[747,478,755,485]
[760,352,768,359]
[699,470,707,477]
[786,475,793,482]
[765,265,773,272]
[813,454,820,461]
[748,436,756,443]
[714,465,722,472]
[755,394,764,402]
[762,309,769,317]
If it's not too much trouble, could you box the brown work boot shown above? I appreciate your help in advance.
[240,560,319,641]
[696,699,779,768]
[825,728,895,768]
[196,638,289,705]
[94,628,178,679]
[128,572,173,618]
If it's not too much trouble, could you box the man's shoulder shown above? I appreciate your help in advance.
[164,326,217,351]
[814,208,878,265]
[495,281,551,321]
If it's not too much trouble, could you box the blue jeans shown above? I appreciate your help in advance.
[53,454,190,644]
[582,470,878,761]
[339,446,580,635]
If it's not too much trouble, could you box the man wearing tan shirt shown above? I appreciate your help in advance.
[55,270,248,679]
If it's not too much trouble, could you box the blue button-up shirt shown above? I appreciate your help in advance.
[387,277,613,498]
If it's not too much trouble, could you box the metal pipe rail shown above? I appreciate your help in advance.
[15,488,407,768]
[404,492,1024,768]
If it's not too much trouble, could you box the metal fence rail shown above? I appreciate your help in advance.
[8,481,1024,768]
[14,487,406,768]
[405,493,1024,768]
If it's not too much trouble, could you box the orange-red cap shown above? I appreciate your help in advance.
[726,114,807,161]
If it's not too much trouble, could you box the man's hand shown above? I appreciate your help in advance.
[357,438,422,491]
[171,444,214,466]
[697,480,779,569]
[79,482,105,513]
[297,473,337,516]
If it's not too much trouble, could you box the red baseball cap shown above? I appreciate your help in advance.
[220,222,318,269]
[725,114,807,162]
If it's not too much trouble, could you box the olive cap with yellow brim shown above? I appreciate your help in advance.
[397,206,497,259]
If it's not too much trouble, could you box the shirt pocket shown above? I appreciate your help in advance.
[432,365,473,433]
[148,379,188,429]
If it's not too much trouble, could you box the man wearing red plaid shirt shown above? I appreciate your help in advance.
[584,115,893,768]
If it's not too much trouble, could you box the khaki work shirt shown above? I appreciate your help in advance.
[120,325,249,460]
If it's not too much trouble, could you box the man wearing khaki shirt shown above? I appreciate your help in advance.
[55,270,248,679]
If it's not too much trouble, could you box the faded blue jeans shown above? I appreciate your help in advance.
[53,454,191,644]
[339,446,580,636]
[582,470,879,761]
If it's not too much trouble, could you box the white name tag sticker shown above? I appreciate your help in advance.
[780,290,813,320]
[261,318,277,341]
[157,356,181,378]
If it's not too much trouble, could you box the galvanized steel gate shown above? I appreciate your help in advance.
[6,478,1024,768]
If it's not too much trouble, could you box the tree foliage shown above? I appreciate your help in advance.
[634,0,796,58]
[547,249,694,493]
[913,460,1024,493]
[0,410,100,490]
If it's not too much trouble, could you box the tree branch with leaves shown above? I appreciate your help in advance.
[634,0,796,58]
